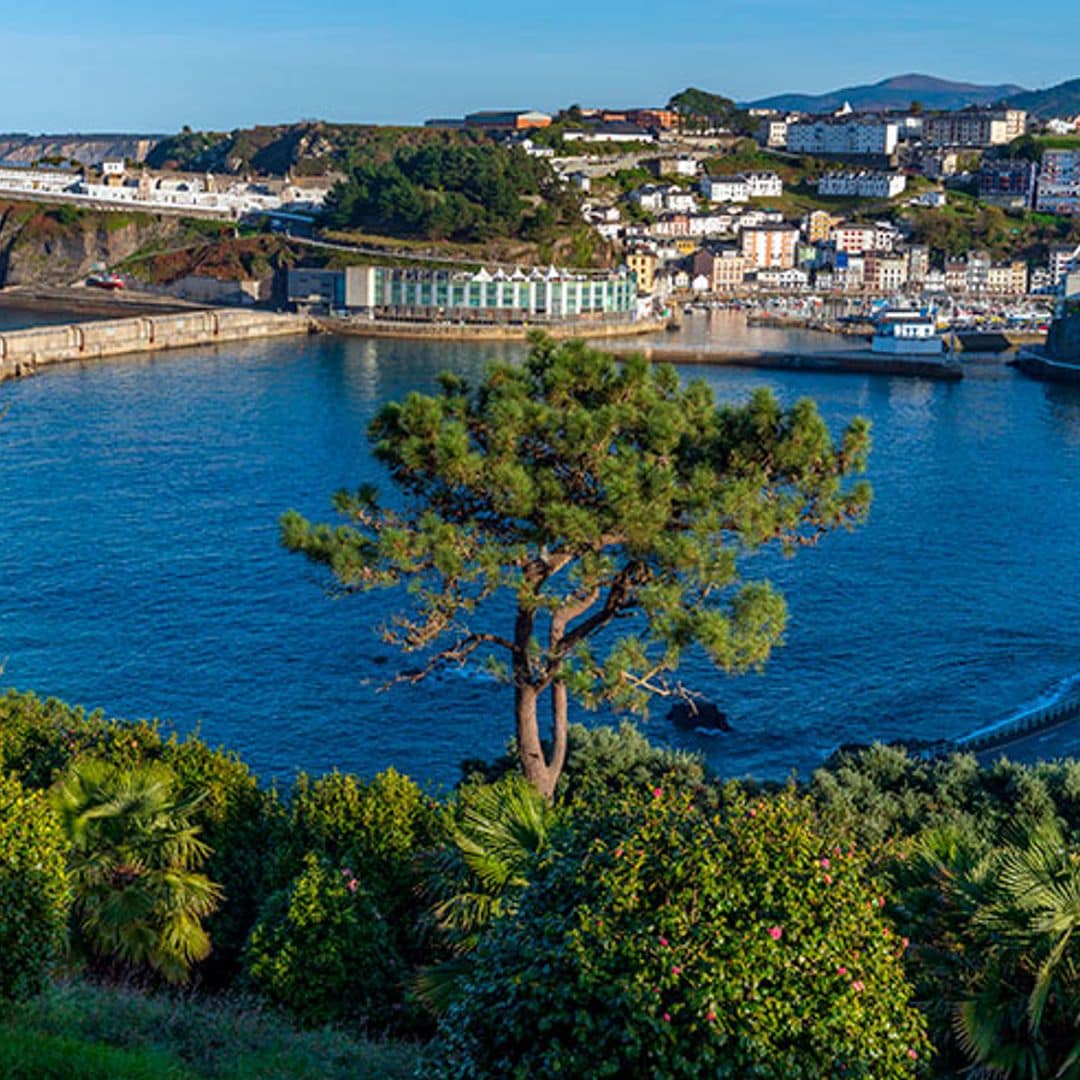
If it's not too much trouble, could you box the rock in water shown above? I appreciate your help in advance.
[667,701,731,732]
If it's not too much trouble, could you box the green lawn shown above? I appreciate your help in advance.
[1,980,430,1080]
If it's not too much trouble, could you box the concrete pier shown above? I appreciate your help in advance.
[0,308,313,383]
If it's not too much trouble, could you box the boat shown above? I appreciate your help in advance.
[86,272,125,291]
[870,309,945,356]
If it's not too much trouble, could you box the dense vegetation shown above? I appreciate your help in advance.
[321,142,580,244]
[667,88,757,135]
[3,683,1080,1076]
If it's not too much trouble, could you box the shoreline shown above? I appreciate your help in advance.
[315,314,667,342]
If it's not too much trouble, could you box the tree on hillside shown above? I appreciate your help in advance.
[281,337,871,798]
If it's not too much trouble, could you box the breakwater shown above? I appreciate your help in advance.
[613,346,963,381]
[956,678,1080,757]
[0,308,313,382]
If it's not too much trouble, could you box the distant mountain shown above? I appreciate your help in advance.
[748,74,1028,113]
[1005,78,1080,118]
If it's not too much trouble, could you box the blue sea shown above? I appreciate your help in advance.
[2,311,1078,787]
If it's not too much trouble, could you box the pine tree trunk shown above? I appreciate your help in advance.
[515,682,556,800]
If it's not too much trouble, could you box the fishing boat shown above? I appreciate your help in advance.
[86,272,125,291]
[870,309,944,356]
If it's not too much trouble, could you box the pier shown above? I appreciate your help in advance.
[0,308,313,383]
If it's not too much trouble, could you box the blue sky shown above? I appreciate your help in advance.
[0,0,1077,132]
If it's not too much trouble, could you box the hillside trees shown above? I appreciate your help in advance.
[282,336,871,798]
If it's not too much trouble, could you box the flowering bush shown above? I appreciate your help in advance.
[0,773,70,1000]
[438,784,929,1078]
[242,853,404,1029]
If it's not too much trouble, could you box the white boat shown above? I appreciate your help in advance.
[871,310,944,356]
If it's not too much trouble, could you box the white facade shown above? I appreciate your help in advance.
[700,176,749,203]
[742,171,783,198]
[1037,150,1080,215]
[786,119,899,158]
[817,171,907,199]
[663,188,698,213]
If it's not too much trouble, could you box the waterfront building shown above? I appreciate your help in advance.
[757,266,809,291]
[785,118,899,160]
[1049,243,1080,285]
[923,108,1027,148]
[740,224,799,269]
[817,171,907,199]
[286,264,639,322]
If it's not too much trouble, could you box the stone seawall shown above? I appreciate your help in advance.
[315,316,666,342]
[0,309,313,383]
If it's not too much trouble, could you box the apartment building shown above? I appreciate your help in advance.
[742,171,783,198]
[785,118,899,158]
[923,108,1027,148]
[626,250,658,294]
[1036,149,1080,215]
[700,175,749,203]
[803,209,840,244]
[977,159,1037,207]
[740,224,799,269]
[832,224,898,254]
[817,171,907,199]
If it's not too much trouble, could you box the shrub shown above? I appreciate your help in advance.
[243,853,404,1029]
[438,784,929,1078]
[0,772,70,1001]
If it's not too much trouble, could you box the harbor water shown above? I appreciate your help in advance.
[1,315,1078,786]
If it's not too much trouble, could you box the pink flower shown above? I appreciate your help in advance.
[659,936,668,947]
[672,965,681,976]
[852,980,864,992]
[908,1049,918,1060]
[706,1011,717,1022]
[748,808,757,817]
[614,848,623,858]
[823,874,833,885]
[901,937,910,950]
[820,857,830,869]
[652,787,663,799]
[663,1012,671,1023]
[768,926,783,941]
[837,966,847,976]
[347,879,358,893]
[341,868,352,878]
[877,896,886,908]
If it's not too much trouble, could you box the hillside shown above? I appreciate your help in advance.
[1006,77,1080,118]
[0,134,161,167]
[749,73,1027,113]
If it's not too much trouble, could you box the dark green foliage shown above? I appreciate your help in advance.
[243,853,404,1030]
[667,87,756,134]
[437,785,929,1077]
[282,336,871,797]
[0,1027,192,1080]
[0,691,280,985]
[0,773,70,1001]
[52,759,223,983]
[322,143,577,243]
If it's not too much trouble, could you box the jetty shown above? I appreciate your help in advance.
[315,314,666,343]
[956,682,1080,757]
[0,308,313,383]
[611,345,963,380]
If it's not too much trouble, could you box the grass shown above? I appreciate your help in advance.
[1,979,430,1080]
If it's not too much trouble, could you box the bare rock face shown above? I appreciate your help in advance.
[0,204,182,287]
[0,135,159,167]
[667,700,731,732]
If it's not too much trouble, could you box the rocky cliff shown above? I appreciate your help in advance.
[0,134,161,167]
[0,202,183,287]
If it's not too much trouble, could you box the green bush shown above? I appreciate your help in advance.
[0,1026,193,1079]
[243,852,404,1029]
[0,772,70,1001]
[438,784,929,1078]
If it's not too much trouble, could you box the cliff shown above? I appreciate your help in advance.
[0,202,185,287]
[0,134,160,167]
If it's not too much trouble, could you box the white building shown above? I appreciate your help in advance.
[786,118,899,158]
[700,175,749,203]
[663,188,698,213]
[629,185,666,211]
[817,171,907,199]
[742,171,783,198]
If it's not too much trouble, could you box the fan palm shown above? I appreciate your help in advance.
[416,775,554,1013]
[52,758,223,983]
[953,821,1080,1078]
